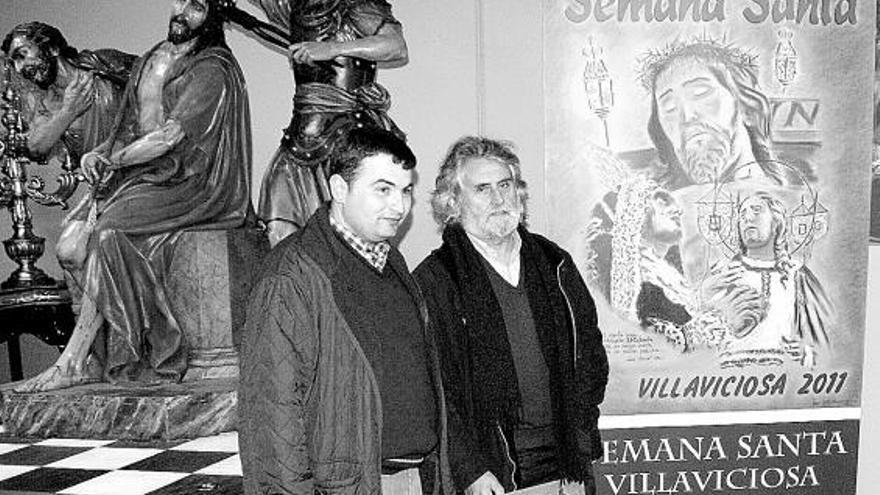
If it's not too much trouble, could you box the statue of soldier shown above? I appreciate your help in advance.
[253,0,409,246]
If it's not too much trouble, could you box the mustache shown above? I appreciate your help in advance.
[680,120,733,145]
[20,60,50,81]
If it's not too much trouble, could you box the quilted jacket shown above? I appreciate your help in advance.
[239,207,454,495]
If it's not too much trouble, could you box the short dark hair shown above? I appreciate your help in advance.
[329,127,416,182]
[2,22,77,60]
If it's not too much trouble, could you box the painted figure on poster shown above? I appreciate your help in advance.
[714,191,833,368]
[14,0,253,392]
[1,22,134,165]
[640,37,808,189]
[240,128,454,495]
[415,137,609,494]
[252,0,408,246]
[587,170,756,353]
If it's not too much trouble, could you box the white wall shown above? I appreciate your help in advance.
[0,1,876,490]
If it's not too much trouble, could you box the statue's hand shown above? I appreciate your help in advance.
[80,151,112,185]
[583,217,604,245]
[717,284,765,337]
[62,71,96,118]
[699,262,744,308]
[288,41,339,65]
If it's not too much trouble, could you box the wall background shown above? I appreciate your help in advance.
[0,1,875,492]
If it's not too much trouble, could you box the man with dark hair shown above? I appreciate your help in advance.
[640,38,798,189]
[2,21,134,163]
[14,0,253,392]
[414,136,609,495]
[240,127,454,495]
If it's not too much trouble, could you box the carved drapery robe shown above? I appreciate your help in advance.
[79,43,252,383]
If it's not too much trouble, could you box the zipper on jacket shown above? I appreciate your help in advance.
[557,261,579,367]
[497,423,518,492]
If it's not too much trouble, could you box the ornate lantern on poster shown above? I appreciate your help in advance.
[775,28,798,93]
[790,193,829,254]
[583,37,614,147]
[696,185,737,248]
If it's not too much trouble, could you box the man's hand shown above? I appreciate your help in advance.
[560,480,588,495]
[62,71,96,118]
[80,151,112,185]
[465,471,504,495]
[288,41,339,65]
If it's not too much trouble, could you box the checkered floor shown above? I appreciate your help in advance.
[0,431,243,494]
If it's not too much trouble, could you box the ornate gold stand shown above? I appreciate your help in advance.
[0,69,80,380]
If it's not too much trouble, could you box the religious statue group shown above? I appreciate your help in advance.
[0,0,838,494]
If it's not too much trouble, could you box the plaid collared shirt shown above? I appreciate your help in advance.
[330,214,391,272]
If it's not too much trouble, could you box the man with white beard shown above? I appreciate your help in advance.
[414,137,609,495]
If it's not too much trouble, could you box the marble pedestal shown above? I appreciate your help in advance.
[0,227,267,440]
[168,228,266,382]
[0,378,237,440]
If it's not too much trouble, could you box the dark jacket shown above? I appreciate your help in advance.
[239,207,454,495]
[413,224,609,492]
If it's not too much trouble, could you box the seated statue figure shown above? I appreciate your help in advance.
[15,0,256,392]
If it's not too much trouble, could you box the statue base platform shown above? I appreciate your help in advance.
[0,377,237,441]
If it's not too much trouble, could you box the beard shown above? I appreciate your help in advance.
[167,15,206,45]
[480,202,524,241]
[20,50,57,89]
[484,214,519,239]
[740,224,772,251]
[677,120,734,184]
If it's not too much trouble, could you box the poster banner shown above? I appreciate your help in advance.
[597,417,859,495]
[543,0,872,416]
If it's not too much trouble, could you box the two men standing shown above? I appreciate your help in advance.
[5,4,609,490]
[241,133,608,495]
[240,128,455,495]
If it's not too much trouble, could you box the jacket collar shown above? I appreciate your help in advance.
[302,204,424,315]
[440,223,567,268]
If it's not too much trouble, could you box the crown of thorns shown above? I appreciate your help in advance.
[637,36,759,92]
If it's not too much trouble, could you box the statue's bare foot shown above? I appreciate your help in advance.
[12,358,100,393]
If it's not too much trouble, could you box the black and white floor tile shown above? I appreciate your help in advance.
[0,432,243,494]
